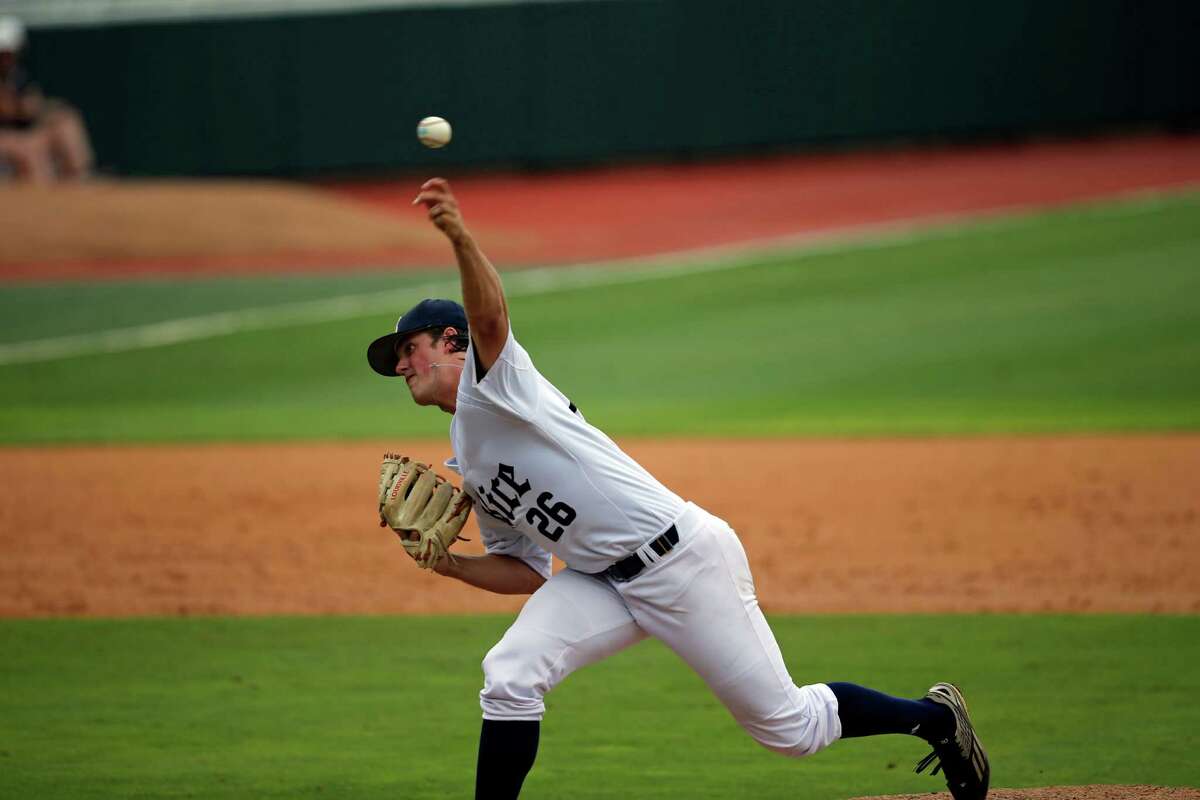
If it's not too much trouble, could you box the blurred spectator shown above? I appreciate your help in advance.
[0,15,93,183]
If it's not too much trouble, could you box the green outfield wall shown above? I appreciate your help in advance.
[25,0,1200,176]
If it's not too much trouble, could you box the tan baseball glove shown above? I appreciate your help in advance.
[378,453,473,569]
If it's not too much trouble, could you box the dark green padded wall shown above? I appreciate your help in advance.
[26,0,1200,176]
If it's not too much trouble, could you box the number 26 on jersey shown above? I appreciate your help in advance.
[477,463,578,542]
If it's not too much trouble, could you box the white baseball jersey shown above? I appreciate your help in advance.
[449,326,840,758]
[449,328,686,577]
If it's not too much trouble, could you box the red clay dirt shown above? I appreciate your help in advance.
[1,134,1198,279]
[2,436,1197,618]
[333,134,1200,266]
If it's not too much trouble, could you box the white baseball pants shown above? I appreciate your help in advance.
[479,502,842,758]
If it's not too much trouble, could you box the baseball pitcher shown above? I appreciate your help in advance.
[367,178,990,800]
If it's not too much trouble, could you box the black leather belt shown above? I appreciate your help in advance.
[597,524,679,582]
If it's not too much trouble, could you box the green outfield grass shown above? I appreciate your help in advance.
[1,192,1198,443]
[1,614,1197,799]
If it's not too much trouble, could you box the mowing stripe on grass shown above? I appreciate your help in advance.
[0,188,1186,366]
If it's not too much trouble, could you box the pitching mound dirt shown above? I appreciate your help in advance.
[852,786,1200,800]
[0,180,447,277]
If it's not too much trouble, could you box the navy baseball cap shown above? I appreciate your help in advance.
[366,298,468,377]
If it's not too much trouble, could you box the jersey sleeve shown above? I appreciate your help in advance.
[476,513,554,580]
[461,327,542,419]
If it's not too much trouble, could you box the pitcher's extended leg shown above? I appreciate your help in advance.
[619,508,840,757]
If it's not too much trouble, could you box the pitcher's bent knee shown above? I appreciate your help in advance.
[743,682,843,758]
[479,638,550,722]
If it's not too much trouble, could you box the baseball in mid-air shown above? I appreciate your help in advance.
[417,116,452,149]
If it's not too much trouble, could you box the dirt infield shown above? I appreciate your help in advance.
[2,435,1197,618]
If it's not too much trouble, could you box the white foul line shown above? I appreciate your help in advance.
[0,187,1190,367]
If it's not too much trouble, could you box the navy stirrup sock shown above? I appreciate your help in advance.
[475,719,539,800]
[827,682,952,741]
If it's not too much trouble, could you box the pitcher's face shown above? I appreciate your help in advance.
[393,329,464,411]
[394,331,443,405]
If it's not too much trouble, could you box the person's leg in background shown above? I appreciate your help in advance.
[0,128,54,182]
[44,102,93,180]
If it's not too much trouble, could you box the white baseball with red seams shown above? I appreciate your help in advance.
[446,327,842,756]
[417,116,452,148]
